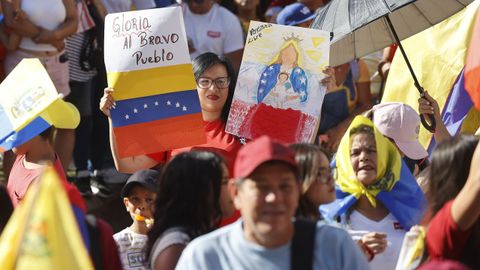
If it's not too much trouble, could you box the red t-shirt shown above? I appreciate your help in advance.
[147,120,242,171]
[7,154,86,212]
[426,200,473,261]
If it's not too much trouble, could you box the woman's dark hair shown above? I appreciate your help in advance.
[192,52,237,123]
[428,135,480,268]
[429,135,478,215]
[290,143,330,221]
[146,151,224,259]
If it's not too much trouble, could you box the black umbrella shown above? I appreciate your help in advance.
[311,0,474,132]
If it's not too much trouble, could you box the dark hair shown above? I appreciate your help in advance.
[39,127,53,140]
[0,184,13,234]
[192,52,237,123]
[290,143,330,220]
[428,135,480,267]
[146,151,224,259]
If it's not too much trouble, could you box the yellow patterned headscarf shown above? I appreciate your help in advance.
[335,116,402,207]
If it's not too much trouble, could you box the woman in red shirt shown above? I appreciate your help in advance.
[425,135,480,268]
[100,52,241,174]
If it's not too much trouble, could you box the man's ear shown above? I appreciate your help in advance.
[123,197,129,211]
[229,178,241,210]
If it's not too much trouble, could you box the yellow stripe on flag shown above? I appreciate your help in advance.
[382,1,479,148]
[108,64,197,101]
[0,167,93,270]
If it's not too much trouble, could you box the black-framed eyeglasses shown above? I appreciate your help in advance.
[315,167,336,184]
[197,77,230,89]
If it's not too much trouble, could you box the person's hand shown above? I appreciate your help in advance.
[321,66,336,93]
[418,91,441,122]
[100,88,116,117]
[49,39,65,51]
[13,9,28,21]
[324,126,343,152]
[361,232,387,254]
[33,29,60,44]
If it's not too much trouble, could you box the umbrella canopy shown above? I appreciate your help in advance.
[311,0,474,66]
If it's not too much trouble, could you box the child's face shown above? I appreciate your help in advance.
[279,74,288,83]
[123,185,157,223]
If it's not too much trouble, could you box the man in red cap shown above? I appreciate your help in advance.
[176,136,369,269]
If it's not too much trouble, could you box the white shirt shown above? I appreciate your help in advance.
[20,0,66,51]
[182,3,244,59]
[101,0,155,13]
[349,210,406,270]
[113,227,149,270]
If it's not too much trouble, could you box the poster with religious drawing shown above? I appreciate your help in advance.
[104,7,205,158]
[225,21,330,143]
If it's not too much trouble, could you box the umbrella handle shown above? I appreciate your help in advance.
[419,92,436,133]
[420,113,436,133]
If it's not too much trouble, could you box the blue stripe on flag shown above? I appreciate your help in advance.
[0,116,51,151]
[0,106,14,141]
[110,90,201,127]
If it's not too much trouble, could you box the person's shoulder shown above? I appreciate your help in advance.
[113,227,131,240]
[184,222,236,253]
[315,221,352,242]
[214,4,239,20]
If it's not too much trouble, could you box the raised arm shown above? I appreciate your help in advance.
[100,88,159,173]
[451,140,480,230]
[418,91,451,143]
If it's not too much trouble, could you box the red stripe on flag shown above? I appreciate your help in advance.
[465,10,480,110]
[114,113,206,158]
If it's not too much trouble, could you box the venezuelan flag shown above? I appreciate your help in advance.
[0,166,93,270]
[104,7,205,158]
[382,1,480,151]
[465,8,480,111]
[0,59,80,152]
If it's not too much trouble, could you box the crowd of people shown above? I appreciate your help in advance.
[0,0,479,270]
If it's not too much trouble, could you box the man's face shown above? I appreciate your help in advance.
[233,162,300,246]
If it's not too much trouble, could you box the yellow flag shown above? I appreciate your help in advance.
[382,1,480,148]
[0,167,93,270]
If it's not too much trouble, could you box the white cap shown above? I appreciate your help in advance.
[372,102,428,160]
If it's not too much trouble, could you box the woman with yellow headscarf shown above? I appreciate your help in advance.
[321,115,426,270]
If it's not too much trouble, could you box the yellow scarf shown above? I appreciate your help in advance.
[336,116,402,207]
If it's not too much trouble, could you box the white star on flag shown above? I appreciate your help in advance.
[133,108,138,113]
[261,80,266,84]
[269,66,274,70]
[300,77,306,84]
[155,101,159,106]
[125,114,130,119]
[182,106,187,111]
[263,73,267,77]
[176,102,180,108]
[295,69,301,74]
[259,88,264,93]
[166,101,171,106]
[144,104,148,108]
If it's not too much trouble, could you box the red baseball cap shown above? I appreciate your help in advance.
[233,136,298,179]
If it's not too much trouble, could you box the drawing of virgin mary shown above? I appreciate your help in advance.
[257,36,308,109]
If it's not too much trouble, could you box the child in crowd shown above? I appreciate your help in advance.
[114,169,158,270]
